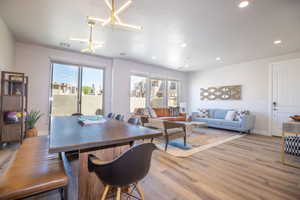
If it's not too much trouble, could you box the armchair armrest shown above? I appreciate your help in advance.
[240,115,256,131]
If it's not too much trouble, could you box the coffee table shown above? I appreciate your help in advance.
[165,121,207,136]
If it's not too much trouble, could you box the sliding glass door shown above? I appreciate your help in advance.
[50,63,104,116]
[81,67,104,115]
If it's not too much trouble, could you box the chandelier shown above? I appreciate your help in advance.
[88,0,142,31]
[70,21,104,53]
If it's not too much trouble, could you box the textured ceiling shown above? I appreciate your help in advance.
[1,0,300,71]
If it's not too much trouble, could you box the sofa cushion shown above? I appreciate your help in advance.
[207,119,225,126]
[213,109,228,119]
[221,120,241,128]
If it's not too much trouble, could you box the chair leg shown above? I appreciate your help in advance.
[116,187,121,200]
[101,185,110,200]
[165,135,169,151]
[59,188,64,200]
[184,135,187,147]
[129,141,134,147]
[136,182,145,200]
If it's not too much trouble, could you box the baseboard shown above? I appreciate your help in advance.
[252,129,270,136]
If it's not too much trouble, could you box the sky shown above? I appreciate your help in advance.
[52,63,103,89]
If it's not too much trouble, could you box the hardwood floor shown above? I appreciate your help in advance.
[18,134,300,200]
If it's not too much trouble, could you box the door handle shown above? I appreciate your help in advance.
[273,102,277,111]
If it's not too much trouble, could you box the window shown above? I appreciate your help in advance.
[130,75,147,112]
[167,80,179,107]
[129,75,180,111]
[51,63,104,116]
[150,79,165,108]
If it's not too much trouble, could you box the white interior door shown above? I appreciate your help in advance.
[271,59,300,136]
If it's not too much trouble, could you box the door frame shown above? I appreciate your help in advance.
[49,61,106,117]
[268,58,300,136]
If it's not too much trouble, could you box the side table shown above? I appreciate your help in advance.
[282,120,300,168]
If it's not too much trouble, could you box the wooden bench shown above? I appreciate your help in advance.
[0,136,68,200]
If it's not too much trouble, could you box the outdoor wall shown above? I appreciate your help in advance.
[112,59,189,116]
[188,51,300,135]
[15,42,113,134]
[0,16,15,71]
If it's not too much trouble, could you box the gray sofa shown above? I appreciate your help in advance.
[191,109,255,133]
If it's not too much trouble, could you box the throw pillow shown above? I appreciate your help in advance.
[225,111,236,121]
[235,110,250,121]
[198,108,209,118]
[147,107,157,118]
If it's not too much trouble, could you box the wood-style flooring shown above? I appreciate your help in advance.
[9,133,300,200]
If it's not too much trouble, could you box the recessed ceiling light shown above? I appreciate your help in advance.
[273,40,282,45]
[152,56,157,60]
[238,0,250,8]
[184,64,189,68]
[181,43,187,48]
[216,57,221,61]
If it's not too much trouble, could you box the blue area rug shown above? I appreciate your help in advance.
[168,139,193,150]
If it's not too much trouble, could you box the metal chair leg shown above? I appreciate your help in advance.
[165,135,169,151]
[136,182,145,200]
[101,185,110,200]
[60,186,68,200]
[116,187,121,200]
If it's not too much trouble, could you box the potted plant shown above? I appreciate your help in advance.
[25,110,43,137]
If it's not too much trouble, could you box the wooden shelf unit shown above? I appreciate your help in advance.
[0,71,28,143]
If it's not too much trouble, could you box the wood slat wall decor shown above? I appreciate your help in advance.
[200,85,241,100]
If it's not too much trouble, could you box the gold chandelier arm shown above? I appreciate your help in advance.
[94,44,103,49]
[93,41,104,45]
[81,48,90,52]
[70,38,88,43]
[88,17,107,23]
[105,0,112,10]
[115,0,132,16]
[115,22,142,30]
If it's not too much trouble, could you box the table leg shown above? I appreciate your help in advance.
[78,145,130,200]
[281,131,285,164]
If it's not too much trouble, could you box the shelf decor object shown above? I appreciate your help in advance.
[200,85,242,100]
[88,0,143,31]
[0,71,28,143]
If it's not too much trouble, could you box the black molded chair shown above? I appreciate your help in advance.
[107,112,115,118]
[88,143,157,200]
[115,114,124,121]
[127,117,140,125]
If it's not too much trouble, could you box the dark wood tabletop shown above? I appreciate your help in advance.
[49,116,162,153]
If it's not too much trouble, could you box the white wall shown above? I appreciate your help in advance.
[188,51,300,135]
[15,42,113,133]
[0,16,15,71]
[15,43,188,133]
[112,59,189,115]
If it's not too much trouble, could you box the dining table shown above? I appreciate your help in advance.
[49,116,162,200]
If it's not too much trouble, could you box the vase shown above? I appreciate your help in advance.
[25,127,38,137]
